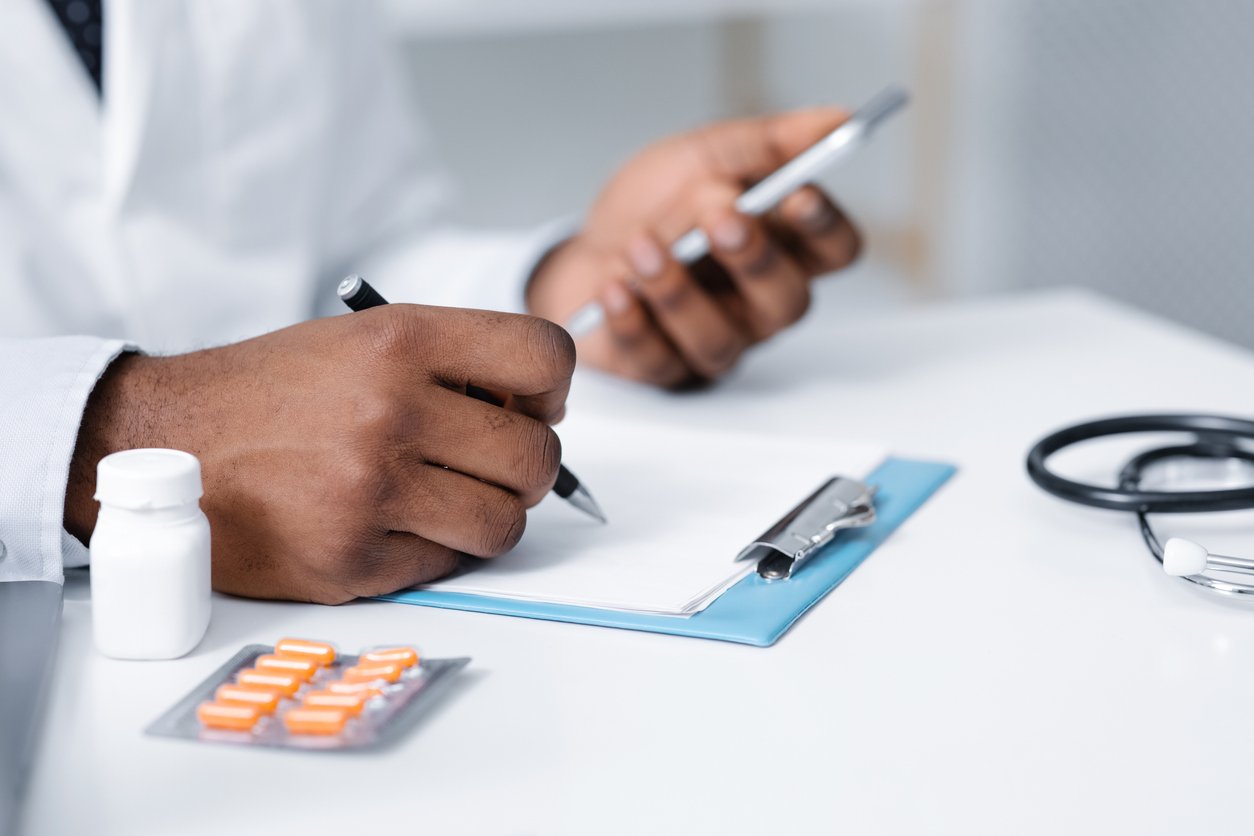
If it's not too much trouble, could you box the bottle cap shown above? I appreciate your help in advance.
[94,448,204,509]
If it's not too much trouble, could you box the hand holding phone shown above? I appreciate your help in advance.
[563,86,909,340]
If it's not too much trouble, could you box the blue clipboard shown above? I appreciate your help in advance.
[377,458,955,647]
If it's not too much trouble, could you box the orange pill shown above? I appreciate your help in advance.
[326,680,383,699]
[302,690,367,716]
[237,669,302,697]
[359,646,419,669]
[283,706,348,736]
[274,638,336,667]
[214,684,282,714]
[197,701,262,731]
[255,654,319,681]
[341,663,402,684]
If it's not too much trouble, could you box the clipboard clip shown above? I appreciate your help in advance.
[735,477,877,581]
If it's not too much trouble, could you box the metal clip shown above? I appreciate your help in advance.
[735,477,876,580]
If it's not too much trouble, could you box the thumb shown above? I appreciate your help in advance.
[692,107,849,183]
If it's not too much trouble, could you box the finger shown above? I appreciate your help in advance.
[386,464,529,557]
[395,306,576,423]
[625,232,748,379]
[691,107,848,184]
[774,186,862,274]
[598,278,690,388]
[465,384,568,432]
[703,209,811,341]
[404,386,562,506]
[348,533,461,599]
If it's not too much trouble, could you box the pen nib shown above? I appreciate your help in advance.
[566,484,608,524]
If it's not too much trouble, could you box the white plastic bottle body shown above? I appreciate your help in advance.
[90,505,211,659]
[89,449,212,660]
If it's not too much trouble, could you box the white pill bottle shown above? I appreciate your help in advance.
[90,449,212,660]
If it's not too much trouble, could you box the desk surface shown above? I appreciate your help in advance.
[22,288,1254,835]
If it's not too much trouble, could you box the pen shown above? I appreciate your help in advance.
[336,274,607,524]
[564,85,909,339]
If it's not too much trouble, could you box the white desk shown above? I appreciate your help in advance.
[21,287,1254,835]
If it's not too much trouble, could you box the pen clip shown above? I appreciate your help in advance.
[735,477,877,581]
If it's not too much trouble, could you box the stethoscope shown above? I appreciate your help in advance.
[1027,414,1254,597]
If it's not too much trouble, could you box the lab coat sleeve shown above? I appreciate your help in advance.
[344,218,577,317]
[307,3,577,318]
[0,337,131,583]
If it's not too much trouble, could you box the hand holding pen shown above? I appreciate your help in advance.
[338,274,606,523]
[66,299,588,603]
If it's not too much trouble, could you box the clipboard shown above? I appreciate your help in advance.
[377,458,955,647]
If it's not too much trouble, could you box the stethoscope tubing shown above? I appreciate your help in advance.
[1026,414,1254,513]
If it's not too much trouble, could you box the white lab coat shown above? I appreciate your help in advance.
[0,0,564,583]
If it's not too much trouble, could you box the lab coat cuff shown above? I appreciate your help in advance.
[355,216,579,317]
[0,337,134,584]
[518,215,580,316]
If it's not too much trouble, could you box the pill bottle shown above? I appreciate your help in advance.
[90,449,212,660]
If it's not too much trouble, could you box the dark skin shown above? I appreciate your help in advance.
[65,306,575,604]
[64,107,862,603]
[527,107,861,386]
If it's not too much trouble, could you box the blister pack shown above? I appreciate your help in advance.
[146,638,469,750]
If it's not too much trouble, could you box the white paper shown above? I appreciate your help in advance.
[418,415,886,616]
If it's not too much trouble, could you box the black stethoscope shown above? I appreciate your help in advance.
[1027,414,1254,596]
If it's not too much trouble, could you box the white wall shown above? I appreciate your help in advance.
[385,1,1254,346]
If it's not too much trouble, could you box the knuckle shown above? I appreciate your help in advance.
[838,224,864,266]
[768,289,811,333]
[694,338,744,377]
[786,287,813,326]
[749,286,810,338]
[648,274,695,313]
[523,316,577,380]
[518,423,562,490]
[351,391,404,442]
[322,529,390,593]
[740,241,782,278]
[336,451,387,506]
[475,495,527,556]
[415,543,461,582]
[610,316,654,351]
[643,358,687,388]
[789,189,842,235]
[362,305,421,359]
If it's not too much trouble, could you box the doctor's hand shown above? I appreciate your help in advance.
[63,306,575,604]
[526,107,861,388]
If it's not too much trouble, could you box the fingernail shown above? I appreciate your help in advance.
[712,216,749,253]
[603,281,632,315]
[795,189,836,232]
[627,236,665,280]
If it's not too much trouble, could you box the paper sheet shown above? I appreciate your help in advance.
[418,415,886,616]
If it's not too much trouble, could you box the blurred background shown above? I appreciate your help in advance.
[381,0,1252,348]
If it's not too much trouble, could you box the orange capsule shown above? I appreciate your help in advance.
[255,654,319,681]
[214,684,283,714]
[326,680,383,699]
[341,663,402,684]
[283,706,348,736]
[359,646,419,669]
[274,638,337,667]
[302,690,367,716]
[197,701,262,731]
[237,669,302,697]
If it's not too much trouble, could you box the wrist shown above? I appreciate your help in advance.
[524,237,582,322]
[64,352,167,544]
